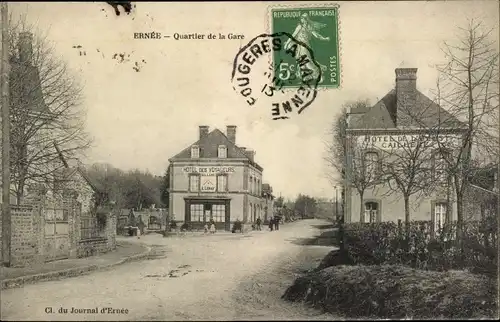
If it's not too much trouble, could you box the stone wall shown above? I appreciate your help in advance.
[10,205,37,267]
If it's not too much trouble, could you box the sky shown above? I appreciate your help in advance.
[8,1,499,200]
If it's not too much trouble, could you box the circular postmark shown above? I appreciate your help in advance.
[231,32,321,120]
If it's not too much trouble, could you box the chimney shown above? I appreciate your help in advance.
[226,125,236,143]
[395,68,418,126]
[245,149,255,162]
[19,32,34,64]
[199,125,209,140]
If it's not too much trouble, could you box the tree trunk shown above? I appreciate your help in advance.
[359,191,364,222]
[404,194,410,253]
[445,176,452,238]
[456,191,464,256]
[15,175,25,205]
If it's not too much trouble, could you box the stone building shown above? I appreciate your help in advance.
[344,68,469,230]
[168,125,270,231]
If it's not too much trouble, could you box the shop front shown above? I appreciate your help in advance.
[184,197,231,231]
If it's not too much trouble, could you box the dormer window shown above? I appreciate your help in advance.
[218,145,227,158]
[191,145,199,158]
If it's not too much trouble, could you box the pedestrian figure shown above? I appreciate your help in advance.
[204,223,209,234]
[210,223,216,234]
[274,216,280,231]
[256,217,262,231]
[269,217,274,231]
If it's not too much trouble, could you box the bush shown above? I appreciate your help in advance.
[283,264,497,319]
[180,222,190,231]
[340,218,497,275]
[232,220,243,233]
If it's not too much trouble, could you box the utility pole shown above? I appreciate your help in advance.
[335,186,339,223]
[1,1,11,267]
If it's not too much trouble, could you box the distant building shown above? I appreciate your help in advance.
[262,183,275,222]
[168,125,271,231]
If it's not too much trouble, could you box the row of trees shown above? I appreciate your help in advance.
[275,194,321,219]
[326,19,499,240]
[85,163,167,210]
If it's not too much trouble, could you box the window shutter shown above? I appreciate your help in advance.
[376,205,382,223]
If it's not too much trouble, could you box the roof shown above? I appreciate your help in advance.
[9,58,49,115]
[469,164,498,192]
[170,128,263,170]
[60,167,104,194]
[349,89,465,130]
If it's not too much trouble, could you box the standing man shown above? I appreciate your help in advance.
[274,215,280,231]
[256,217,262,231]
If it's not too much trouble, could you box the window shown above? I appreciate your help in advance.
[190,204,203,222]
[434,202,447,233]
[218,145,227,158]
[217,175,227,192]
[364,202,378,223]
[253,177,257,195]
[364,152,379,178]
[191,145,199,158]
[189,175,200,192]
[212,204,226,222]
[249,176,253,194]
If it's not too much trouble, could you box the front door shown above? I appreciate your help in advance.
[204,207,212,223]
[44,207,70,262]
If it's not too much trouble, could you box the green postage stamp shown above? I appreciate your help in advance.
[270,5,340,89]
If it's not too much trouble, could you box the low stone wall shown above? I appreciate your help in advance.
[77,238,109,257]
[77,212,116,258]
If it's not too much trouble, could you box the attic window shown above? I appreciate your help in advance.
[218,145,227,158]
[191,145,199,158]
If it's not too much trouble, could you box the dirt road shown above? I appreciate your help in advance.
[1,219,337,321]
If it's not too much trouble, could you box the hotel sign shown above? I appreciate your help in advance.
[182,166,235,176]
[201,177,216,192]
[357,134,460,150]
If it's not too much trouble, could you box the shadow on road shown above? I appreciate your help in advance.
[311,224,335,230]
[287,226,340,247]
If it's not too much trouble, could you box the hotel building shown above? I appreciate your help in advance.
[168,125,271,231]
[344,68,469,228]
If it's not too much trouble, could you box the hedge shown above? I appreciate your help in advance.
[340,217,497,275]
[282,264,497,319]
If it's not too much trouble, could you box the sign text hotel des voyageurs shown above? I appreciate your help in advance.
[182,166,235,176]
[357,134,461,150]
[182,166,235,192]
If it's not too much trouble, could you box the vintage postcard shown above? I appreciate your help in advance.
[0,1,499,321]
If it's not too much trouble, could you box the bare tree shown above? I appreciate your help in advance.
[430,19,499,241]
[5,15,91,203]
[325,99,387,222]
[379,132,447,233]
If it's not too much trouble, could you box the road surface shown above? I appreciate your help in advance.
[1,219,336,321]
